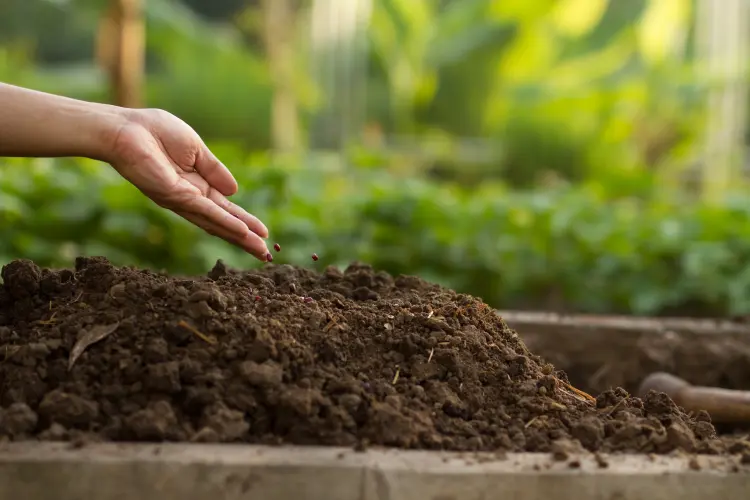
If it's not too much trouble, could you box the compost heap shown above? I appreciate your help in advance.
[0,257,742,456]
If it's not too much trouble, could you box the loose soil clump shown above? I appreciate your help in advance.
[0,257,743,456]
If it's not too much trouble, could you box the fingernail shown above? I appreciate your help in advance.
[266,252,273,262]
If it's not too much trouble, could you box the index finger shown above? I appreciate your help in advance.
[209,190,269,239]
[182,193,250,239]
[178,210,270,261]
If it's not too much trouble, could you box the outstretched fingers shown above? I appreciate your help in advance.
[179,210,270,261]
[178,195,270,260]
[208,190,269,239]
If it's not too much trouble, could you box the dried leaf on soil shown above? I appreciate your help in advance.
[68,322,120,370]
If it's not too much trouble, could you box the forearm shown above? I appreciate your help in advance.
[0,82,128,162]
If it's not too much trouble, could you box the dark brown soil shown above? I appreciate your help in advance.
[0,257,746,457]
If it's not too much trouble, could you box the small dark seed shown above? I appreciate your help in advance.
[311,253,319,261]
[266,253,273,262]
[273,243,281,252]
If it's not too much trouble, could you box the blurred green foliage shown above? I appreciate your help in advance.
[0,0,710,182]
[1,0,748,317]
[365,0,707,186]
[3,153,750,318]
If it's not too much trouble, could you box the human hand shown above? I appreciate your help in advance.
[105,108,270,261]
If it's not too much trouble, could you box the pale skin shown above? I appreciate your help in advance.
[0,82,271,261]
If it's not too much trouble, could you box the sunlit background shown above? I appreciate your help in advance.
[1,0,750,318]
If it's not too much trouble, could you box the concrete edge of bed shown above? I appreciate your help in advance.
[0,442,747,500]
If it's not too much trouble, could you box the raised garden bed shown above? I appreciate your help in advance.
[506,311,750,401]
[0,257,749,499]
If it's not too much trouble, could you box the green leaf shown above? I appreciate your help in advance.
[636,0,691,64]
[551,0,609,37]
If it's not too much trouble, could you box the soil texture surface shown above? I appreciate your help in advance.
[0,257,749,459]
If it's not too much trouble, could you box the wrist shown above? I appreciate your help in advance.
[79,102,133,164]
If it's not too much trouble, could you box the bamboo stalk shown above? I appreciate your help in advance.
[98,0,145,108]
[261,0,301,152]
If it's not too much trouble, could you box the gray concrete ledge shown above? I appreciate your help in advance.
[0,442,747,500]
[498,310,750,336]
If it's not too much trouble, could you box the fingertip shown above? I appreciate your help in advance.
[256,222,269,239]
[222,200,268,239]
[217,171,238,197]
[240,233,270,261]
[223,175,239,196]
[250,215,269,239]
[197,146,238,196]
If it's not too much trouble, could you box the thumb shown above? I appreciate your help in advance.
[194,145,238,196]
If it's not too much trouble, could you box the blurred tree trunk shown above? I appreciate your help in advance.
[308,0,372,151]
[96,0,145,108]
[260,0,301,152]
[696,0,749,203]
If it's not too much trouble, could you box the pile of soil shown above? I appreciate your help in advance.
[0,257,748,458]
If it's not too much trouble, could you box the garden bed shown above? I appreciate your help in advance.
[507,311,750,400]
[0,257,749,468]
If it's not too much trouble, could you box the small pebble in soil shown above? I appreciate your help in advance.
[312,253,319,261]
[273,243,281,252]
[266,253,273,262]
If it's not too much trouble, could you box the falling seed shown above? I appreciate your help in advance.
[266,253,273,262]
[254,295,261,301]
[304,297,314,303]
[312,253,319,261]
[273,243,281,252]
